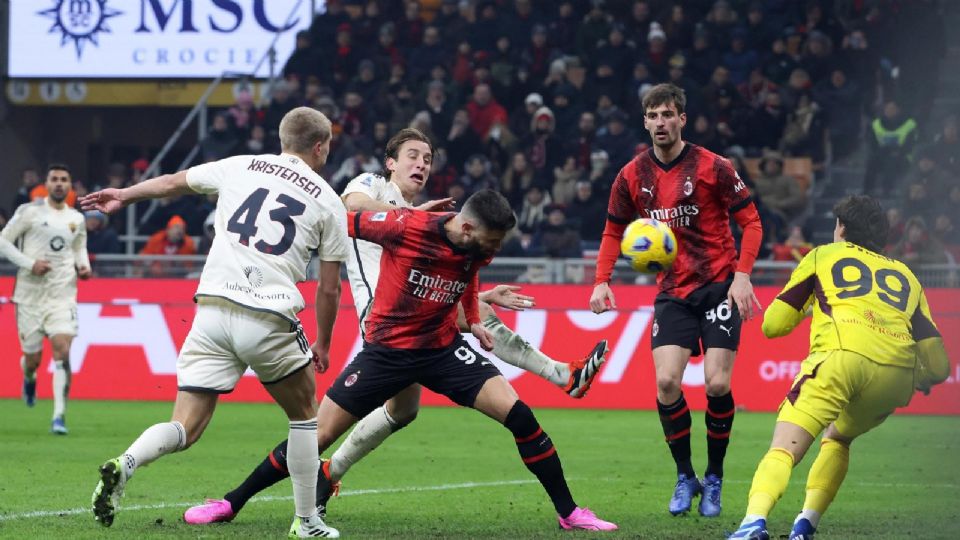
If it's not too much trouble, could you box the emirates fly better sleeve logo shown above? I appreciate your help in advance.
[39,0,122,59]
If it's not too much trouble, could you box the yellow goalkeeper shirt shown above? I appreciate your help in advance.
[762,241,940,369]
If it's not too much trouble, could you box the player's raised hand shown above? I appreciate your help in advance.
[31,259,52,276]
[589,282,617,314]
[77,266,92,280]
[470,323,495,351]
[415,197,455,212]
[482,285,535,311]
[310,342,330,373]
[79,189,126,214]
[728,271,762,321]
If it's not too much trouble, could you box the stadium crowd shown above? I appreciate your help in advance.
[3,0,955,271]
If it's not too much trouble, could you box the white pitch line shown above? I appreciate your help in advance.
[0,479,538,522]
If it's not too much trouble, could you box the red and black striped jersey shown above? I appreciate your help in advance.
[347,208,487,349]
[603,143,760,299]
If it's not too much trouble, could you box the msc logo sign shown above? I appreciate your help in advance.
[39,0,123,59]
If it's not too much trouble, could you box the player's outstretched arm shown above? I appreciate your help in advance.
[912,290,950,395]
[79,170,195,214]
[480,284,535,310]
[762,250,816,338]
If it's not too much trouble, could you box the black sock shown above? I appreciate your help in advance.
[504,401,577,518]
[224,439,290,512]
[657,394,695,478]
[705,392,735,478]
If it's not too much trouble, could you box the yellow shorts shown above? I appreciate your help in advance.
[777,349,914,439]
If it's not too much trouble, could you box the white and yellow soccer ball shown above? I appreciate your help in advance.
[620,218,678,274]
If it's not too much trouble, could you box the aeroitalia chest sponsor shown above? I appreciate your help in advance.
[8,1,312,78]
[0,278,957,414]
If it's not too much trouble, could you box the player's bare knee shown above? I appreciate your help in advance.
[23,352,42,369]
[656,374,681,398]
[704,379,730,397]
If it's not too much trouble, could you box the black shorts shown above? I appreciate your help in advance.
[326,335,502,419]
[651,278,741,356]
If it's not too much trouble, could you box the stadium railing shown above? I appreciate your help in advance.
[1,257,956,288]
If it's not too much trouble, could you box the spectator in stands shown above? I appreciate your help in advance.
[386,83,417,134]
[227,89,257,139]
[534,205,583,258]
[523,106,563,186]
[704,0,739,50]
[770,225,813,262]
[370,23,404,79]
[331,142,381,191]
[576,2,611,59]
[664,4,694,52]
[753,153,807,224]
[901,180,936,223]
[547,1,578,56]
[552,156,583,206]
[501,151,536,207]
[332,23,360,88]
[594,110,637,172]
[723,28,760,86]
[744,91,787,152]
[263,80,296,138]
[283,30,321,83]
[517,185,551,235]
[84,210,121,255]
[510,92,541,142]
[198,211,215,255]
[12,167,40,210]
[565,111,597,170]
[550,83,582,141]
[446,108,483,172]
[762,37,798,86]
[666,54,703,119]
[409,25,446,83]
[521,24,553,84]
[241,125,269,155]
[812,67,861,160]
[141,215,196,257]
[466,83,508,140]
[468,1,499,53]
[686,28,720,86]
[886,207,905,248]
[905,146,951,200]
[642,23,670,80]
[348,60,383,109]
[427,148,458,200]
[781,92,826,165]
[340,90,373,138]
[200,113,238,162]
[687,115,720,153]
[864,100,918,196]
[929,115,959,174]
[588,149,611,189]
[566,181,606,243]
[459,154,499,196]
[799,31,835,84]
[594,24,635,88]
[888,216,948,269]
[932,213,959,248]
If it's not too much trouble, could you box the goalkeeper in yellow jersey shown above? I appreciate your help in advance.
[728,195,950,540]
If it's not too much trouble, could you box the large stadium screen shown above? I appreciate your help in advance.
[8,0,316,78]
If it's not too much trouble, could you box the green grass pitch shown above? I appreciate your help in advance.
[1,399,958,539]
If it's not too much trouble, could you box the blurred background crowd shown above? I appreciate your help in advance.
[4,0,957,276]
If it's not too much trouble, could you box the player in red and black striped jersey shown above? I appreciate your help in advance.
[589,84,764,518]
[323,191,615,531]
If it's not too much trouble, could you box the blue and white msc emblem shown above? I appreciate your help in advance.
[39,0,123,59]
[370,212,388,222]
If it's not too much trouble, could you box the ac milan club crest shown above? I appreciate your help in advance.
[683,177,694,196]
[652,321,659,337]
[345,371,360,387]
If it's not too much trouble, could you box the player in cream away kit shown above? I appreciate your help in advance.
[82,108,344,538]
[184,128,610,525]
[0,164,90,434]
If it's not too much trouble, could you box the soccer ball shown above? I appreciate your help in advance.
[620,218,678,274]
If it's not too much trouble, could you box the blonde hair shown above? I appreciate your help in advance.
[279,107,332,154]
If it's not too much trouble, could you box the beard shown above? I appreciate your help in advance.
[48,189,68,203]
